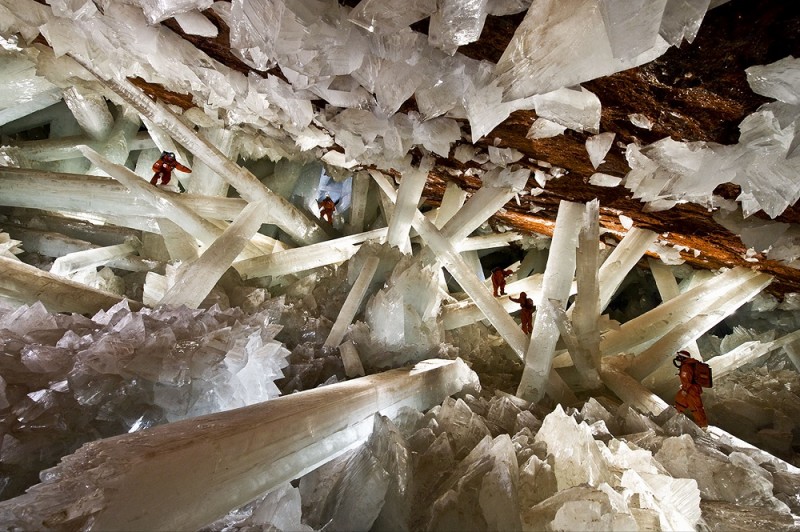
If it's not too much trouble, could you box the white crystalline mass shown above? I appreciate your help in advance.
[135,0,214,24]
[629,113,654,129]
[526,117,567,139]
[589,172,622,187]
[487,0,532,16]
[533,87,601,134]
[599,0,666,60]
[428,0,489,55]
[747,56,800,105]
[348,0,436,34]
[586,132,615,168]
[495,0,682,100]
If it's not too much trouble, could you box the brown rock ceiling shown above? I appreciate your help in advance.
[44,0,800,294]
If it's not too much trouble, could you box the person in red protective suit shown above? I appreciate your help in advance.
[318,195,338,224]
[673,350,711,428]
[491,267,513,297]
[509,292,534,335]
[151,151,191,186]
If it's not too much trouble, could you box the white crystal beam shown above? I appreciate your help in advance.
[597,227,657,311]
[345,171,370,235]
[0,168,248,224]
[50,240,141,277]
[234,228,388,279]
[186,128,235,197]
[434,181,468,228]
[387,165,429,253]
[648,258,701,358]
[0,256,140,313]
[69,55,327,245]
[600,267,762,356]
[158,201,269,309]
[324,256,381,348]
[80,146,224,248]
[8,132,155,162]
[600,357,670,417]
[156,218,200,262]
[627,271,772,380]
[566,199,602,384]
[0,359,477,531]
[517,200,583,402]
[440,186,515,243]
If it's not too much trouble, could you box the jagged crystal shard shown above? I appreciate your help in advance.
[494,0,679,100]
[348,0,436,34]
[428,0,489,55]
[746,55,800,105]
[586,132,615,168]
[533,86,602,134]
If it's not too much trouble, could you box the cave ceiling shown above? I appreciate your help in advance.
[32,0,800,294]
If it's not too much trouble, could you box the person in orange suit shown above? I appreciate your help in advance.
[509,292,534,335]
[151,151,191,186]
[673,350,709,428]
[491,267,513,297]
[318,195,338,224]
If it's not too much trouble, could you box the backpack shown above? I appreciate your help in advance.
[673,353,713,388]
[692,360,713,388]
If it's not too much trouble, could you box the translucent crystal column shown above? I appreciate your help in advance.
[235,228,388,279]
[0,256,139,314]
[159,201,268,309]
[345,171,371,235]
[648,258,701,358]
[597,227,657,311]
[50,239,141,277]
[627,271,772,380]
[440,186,515,243]
[435,181,468,228]
[517,200,583,402]
[186,128,235,197]
[600,357,670,417]
[387,165,429,253]
[71,56,327,245]
[7,131,155,162]
[324,256,381,348]
[0,359,478,531]
[567,199,602,385]
[600,267,760,357]
[156,218,199,261]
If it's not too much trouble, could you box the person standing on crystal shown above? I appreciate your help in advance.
[491,267,513,297]
[509,292,534,335]
[673,350,711,428]
[317,195,339,224]
[151,151,191,187]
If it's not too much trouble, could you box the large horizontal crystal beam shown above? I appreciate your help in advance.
[159,201,268,309]
[70,55,327,245]
[453,231,522,252]
[0,256,140,313]
[324,256,381,348]
[600,267,761,356]
[627,272,772,380]
[234,228,389,279]
[50,240,141,276]
[9,131,155,161]
[0,168,248,222]
[0,359,478,531]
